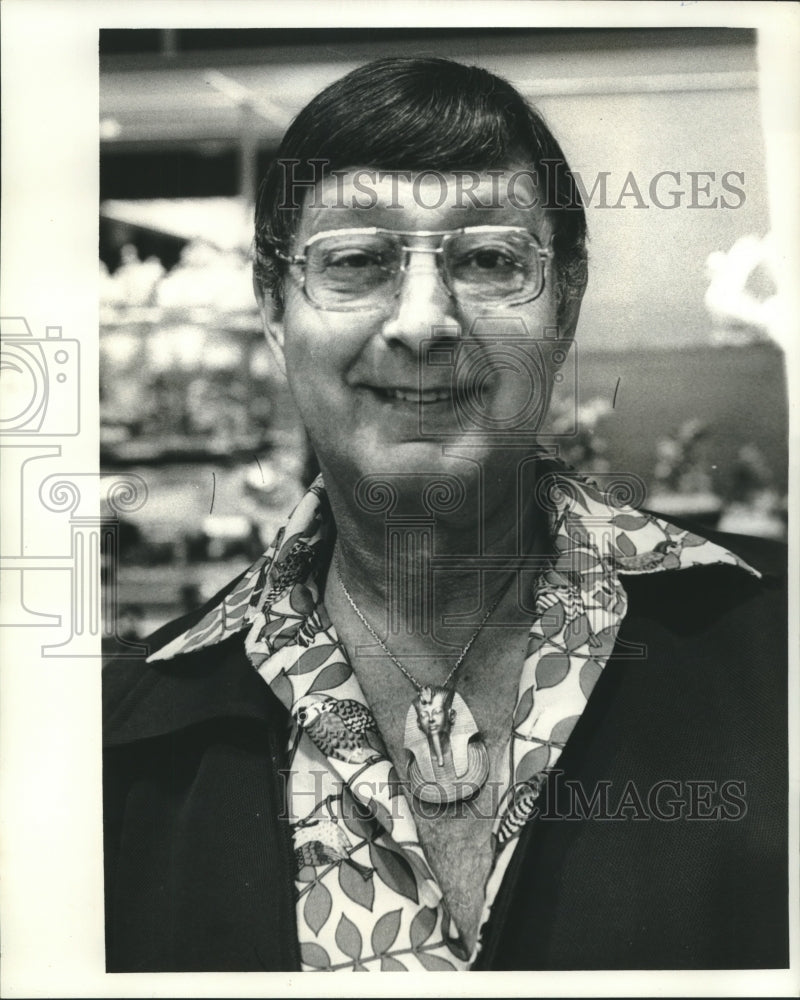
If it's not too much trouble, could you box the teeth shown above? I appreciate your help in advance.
[386,388,450,403]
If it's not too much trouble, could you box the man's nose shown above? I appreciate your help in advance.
[380,252,462,344]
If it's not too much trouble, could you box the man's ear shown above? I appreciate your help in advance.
[253,273,286,375]
[557,291,584,343]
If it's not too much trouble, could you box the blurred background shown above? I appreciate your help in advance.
[99,27,788,648]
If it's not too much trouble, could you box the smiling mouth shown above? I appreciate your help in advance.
[368,386,453,404]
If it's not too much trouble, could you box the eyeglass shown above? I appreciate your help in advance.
[274,226,554,312]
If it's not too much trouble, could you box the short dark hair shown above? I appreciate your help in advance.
[254,56,588,315]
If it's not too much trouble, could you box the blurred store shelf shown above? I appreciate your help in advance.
[101,197,253,253]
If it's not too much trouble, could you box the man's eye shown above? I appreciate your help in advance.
[466,249,519,271]
[325,250,386,270]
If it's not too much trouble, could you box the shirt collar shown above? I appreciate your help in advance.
[146,465,758,665]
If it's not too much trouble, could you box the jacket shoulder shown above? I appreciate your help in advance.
[102,568,279,746]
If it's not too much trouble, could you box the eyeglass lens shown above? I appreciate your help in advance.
[302,230,544,309]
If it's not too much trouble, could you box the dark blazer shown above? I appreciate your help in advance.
[103,528,788,972]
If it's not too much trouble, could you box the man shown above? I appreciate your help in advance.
[103,57,788,972]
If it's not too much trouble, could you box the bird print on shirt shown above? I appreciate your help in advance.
[295,695,387,764]
[535,584,583,624]
[294,818,373,879]
[264,539,317,603]
[612,538,681,572]
[495,777,546,847]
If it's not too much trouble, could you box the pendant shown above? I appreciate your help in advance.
[403,685,490,804]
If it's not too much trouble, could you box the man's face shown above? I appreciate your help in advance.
[261,169,574,495]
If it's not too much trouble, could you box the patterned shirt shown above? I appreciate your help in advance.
[148,467,756,971]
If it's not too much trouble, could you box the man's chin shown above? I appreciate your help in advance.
[365,437,468,477]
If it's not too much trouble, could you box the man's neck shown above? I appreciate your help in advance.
[322,466,550,637]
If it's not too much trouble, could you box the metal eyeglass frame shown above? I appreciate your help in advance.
[273,226,554,312]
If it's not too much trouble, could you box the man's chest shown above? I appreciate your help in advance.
[409,782,504,950]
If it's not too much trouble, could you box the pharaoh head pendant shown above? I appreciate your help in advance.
[403,685,490,804]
